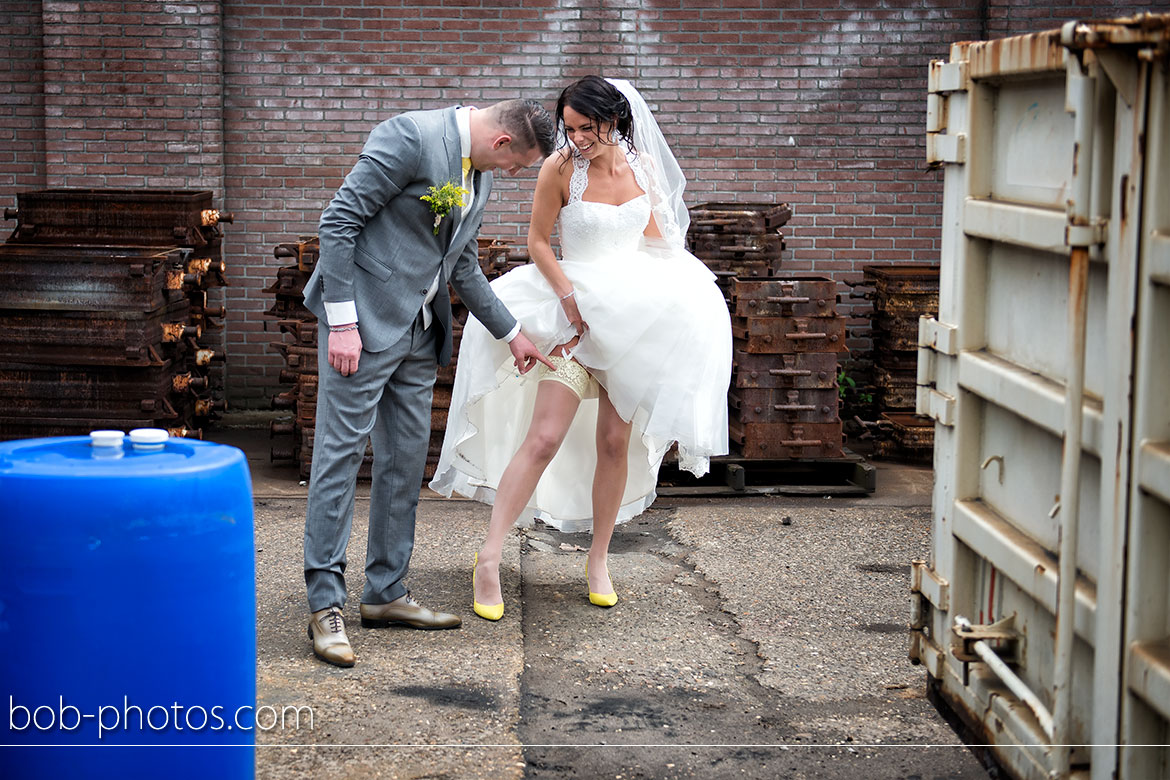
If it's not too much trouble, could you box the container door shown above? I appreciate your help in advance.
[1118,48,1170,779]
[912,15,1168,780]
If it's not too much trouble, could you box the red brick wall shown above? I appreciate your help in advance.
[35,1,225,190]
[987,0,1159,38]
[0,2,46,194]
[1,1,1163,407]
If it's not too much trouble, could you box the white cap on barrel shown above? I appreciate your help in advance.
[129,428,169,452]
[89,430,125,448]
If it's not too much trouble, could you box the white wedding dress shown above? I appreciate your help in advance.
[429,151,731,533]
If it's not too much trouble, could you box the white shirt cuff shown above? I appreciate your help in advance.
[503,322,521,342]
[323,300,358,327]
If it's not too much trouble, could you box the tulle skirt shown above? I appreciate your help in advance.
[429,242,731,533]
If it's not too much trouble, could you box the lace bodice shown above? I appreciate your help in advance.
[558,154,652,262]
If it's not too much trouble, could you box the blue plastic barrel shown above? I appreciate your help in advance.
[0,434,255,778]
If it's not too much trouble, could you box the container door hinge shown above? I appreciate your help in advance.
[911,559,949,627]
[917,389,955,426]
[919,316,957,355]
[917,317,956,425]
[910,561,949,673]
[928,60,968,94]
[926,132,966,165]
[1065,217,1108,248]
[926,93,946,133]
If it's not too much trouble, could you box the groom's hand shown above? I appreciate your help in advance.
[328,328,363,376]
[509,330,555,375]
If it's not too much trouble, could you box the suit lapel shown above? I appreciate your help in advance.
[448,169,490,259]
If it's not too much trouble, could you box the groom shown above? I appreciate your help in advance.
[302,99,557,667]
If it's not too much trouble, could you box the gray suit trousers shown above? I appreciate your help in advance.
[303,314,437,612]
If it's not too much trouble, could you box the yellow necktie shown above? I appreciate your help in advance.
[460,157,473,208]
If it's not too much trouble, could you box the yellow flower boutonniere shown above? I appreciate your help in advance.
[420,182,471,235]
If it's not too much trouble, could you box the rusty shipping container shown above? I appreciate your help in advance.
[913,13,1170,780]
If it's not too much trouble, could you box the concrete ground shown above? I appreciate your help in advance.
[212,418,989,780]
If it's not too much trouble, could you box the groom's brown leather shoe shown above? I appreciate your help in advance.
[360,592,462,630]
[308,606,355,668]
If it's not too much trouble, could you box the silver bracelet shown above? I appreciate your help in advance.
[330,324,359,333]
[559,290,575,301]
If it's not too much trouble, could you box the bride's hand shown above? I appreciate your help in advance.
[551,335,581,358]
[561,293,588,337]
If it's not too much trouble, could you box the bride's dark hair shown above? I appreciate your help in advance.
[556,76,636,166]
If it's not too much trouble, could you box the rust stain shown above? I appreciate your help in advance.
[969,29,1065,79]
[1069,247,1090,311]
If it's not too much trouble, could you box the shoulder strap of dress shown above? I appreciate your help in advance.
[567,154,589,205]
[628,151,650,195]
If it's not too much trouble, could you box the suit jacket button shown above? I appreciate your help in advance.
[419,289,427,295]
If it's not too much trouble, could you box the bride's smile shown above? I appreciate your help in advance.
[562,105,614,161]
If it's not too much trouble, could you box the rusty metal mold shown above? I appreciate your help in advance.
[5,188,231,252]
[729,387,840,424]
[0,244,186,313]
[858,264,941,414]
[688,202,792,234]
[273,235,319,272]
[0,299,191,366]
[0,188,230,440]
[732,315,848,354]
[729,420,844,459]
[722,274,847,465]
[733,351,838,389]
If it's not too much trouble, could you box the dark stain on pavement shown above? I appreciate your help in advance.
[861,622,908,634]
[390,684,496,711]
[857,563,911,576]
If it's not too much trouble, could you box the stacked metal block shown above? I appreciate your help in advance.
[267,235,528,482]
[687,202,791,305]
[728,276,846,459]
[476,236,528,281]
[265,236,326,480]
[858,264,940,460]
[686,202,849,462]
[0,189,229,440]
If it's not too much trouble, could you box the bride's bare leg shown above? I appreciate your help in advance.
[588,387,632,594]
[475,380,581,607]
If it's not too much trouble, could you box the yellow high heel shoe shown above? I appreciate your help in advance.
[586,560,618,608]
[473,553,504,621]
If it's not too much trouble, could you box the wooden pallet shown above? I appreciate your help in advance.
[657,449,875,497]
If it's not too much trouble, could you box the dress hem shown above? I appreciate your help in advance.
[429,467,659,534]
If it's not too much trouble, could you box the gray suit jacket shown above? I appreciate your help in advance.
[305,107,517,365]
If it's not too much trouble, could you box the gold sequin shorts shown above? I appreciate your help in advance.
[538,354,599,400]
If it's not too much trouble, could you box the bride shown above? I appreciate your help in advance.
[429,76,731,619]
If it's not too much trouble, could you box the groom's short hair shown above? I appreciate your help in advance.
[489,99,556,158]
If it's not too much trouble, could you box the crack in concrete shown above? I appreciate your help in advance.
[511,507,990,778]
